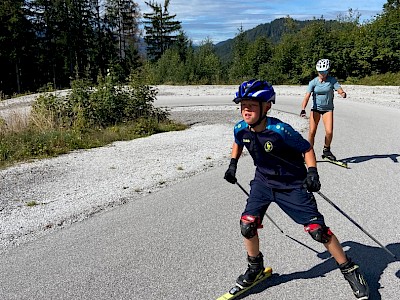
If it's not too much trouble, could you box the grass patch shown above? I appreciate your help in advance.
[26,200,39,207]
[0,75,188,169]
[345,72,400,86]
[0,119,187,169]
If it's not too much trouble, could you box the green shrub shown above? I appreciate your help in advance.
[1,75,186,168]
[345,72,400,85]
[31,75,164,130]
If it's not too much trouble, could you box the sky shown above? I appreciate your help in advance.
[135,0,388,44]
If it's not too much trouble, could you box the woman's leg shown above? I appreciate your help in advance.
[321,111,334,148]
[308,111,321,147]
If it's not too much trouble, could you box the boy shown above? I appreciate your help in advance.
[224,79,369,299]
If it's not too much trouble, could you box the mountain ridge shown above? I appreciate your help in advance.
[213,17,339,63]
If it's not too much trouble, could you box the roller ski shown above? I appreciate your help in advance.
[217,253,272,300]
[322,147,349,169]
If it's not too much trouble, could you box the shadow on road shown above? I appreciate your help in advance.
[233,241,399,300]
[342,154,400,164]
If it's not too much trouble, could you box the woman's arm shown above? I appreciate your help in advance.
[300,92,312,117]
[301,92,312,110]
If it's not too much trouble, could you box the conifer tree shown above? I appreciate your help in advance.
[105,0,141,80]
[143,0,182,61]
[0,0,34,94]
[229,26,251,82]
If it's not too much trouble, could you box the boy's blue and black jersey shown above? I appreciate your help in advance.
[234,117,311,189]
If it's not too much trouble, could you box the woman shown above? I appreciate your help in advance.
[300,59,347,161]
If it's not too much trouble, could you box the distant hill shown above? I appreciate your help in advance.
[214,18,336,63]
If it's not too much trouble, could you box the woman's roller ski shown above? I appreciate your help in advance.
[321,146,349,168]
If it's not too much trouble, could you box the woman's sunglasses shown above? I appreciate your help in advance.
[318,70,328,75]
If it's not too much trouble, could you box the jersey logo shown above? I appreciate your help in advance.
[264,141,273,152]
[242,138,251,143]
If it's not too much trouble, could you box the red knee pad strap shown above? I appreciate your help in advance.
[240,215,263,239]
[304,223,333,243]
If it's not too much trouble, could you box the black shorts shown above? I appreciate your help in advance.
[311,109,332,115]
[242,180,326,226]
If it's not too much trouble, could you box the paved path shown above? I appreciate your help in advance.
[1,94,399,300]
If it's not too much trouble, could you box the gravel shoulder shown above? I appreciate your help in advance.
[0,84,399,253]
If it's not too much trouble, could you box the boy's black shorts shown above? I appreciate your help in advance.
[242,180,326,226]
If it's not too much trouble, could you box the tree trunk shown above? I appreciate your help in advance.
[15,62,21,94]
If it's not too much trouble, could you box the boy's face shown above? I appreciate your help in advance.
[241,99,270,124]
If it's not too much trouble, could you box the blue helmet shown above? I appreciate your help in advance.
[233,79,275,104]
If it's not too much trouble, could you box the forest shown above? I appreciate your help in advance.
[1,0,400,99]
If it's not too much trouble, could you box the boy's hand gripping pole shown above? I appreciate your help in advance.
[316,191,396,259]
[236,181,284,234]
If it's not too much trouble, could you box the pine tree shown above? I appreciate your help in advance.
[105,0,141,80]
[143,0,182,61]
[105,0,140,60]
[0,0,34,95]
[229,26,251,82]
[29,0,98,85]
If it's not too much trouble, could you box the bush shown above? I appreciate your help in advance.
[348,72,400,86]
[0,74,186,168]
[31,74,168,131]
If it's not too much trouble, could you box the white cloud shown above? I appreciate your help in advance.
[135,0,386,44]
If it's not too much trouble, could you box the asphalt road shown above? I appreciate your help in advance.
[1,94,399,300]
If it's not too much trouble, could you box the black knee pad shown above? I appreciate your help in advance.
[304,223,333,243]
[240,215,262,239]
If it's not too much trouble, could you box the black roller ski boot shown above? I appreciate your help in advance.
[340,258,370,300]
[322,146,336,161]
[217,253,272,299]
[236,252,264,289]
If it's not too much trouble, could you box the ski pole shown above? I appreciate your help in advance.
[316,191,396,259]
[235,181,284,234]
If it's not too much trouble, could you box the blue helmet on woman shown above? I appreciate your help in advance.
[233,79,275,104]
